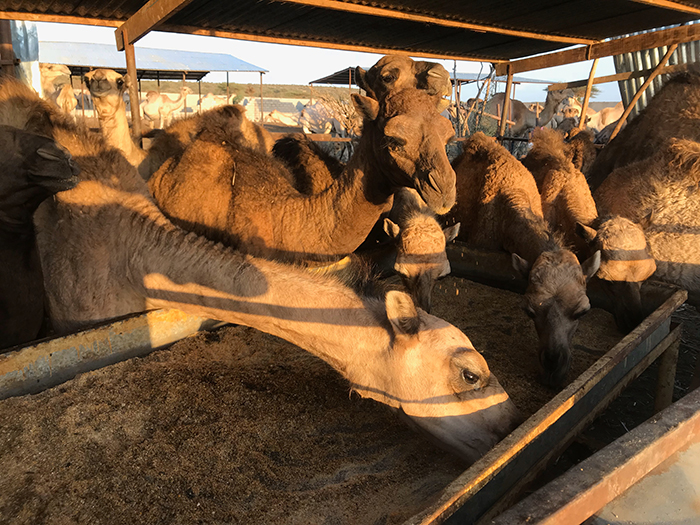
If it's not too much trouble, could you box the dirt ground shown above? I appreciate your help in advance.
[0,276,695,525]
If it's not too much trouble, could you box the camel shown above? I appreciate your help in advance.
[521,128,656,331]
[586,101,624,134]
[149,88,457,264]
[594,138,700,301]
[0,125,79,349]
[355,55,452,102]
[53,83,77,117]
[0,76,521,463]
[199,92,226,112]
[39,63,71,99]
[141,85,193,128]
[483,89,575,136]
[449,132,600,387]
[83,69,148,172]
[383,188,460,313]
[587,73,700,190]
[565,128,598,176]
[272,133,343,194]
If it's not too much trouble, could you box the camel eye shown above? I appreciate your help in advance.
[382,73,396,83]
[523,305,536,319]
[572,306,590,320]
[461,369,479,385]
[117,79,124,88]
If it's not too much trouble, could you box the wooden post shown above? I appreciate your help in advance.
[498,65,513,139]
[226,71,230,103]
[198,79,201,113]
[608,43,678,143]
[122,28,142,142]
[654,338,679,413]
[348,67,351,98]
[0,20,15,77]
[182,72,187,116]
[578,58,599,129]
[259,71,263,123]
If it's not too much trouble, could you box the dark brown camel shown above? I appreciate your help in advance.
[450,132,600,387]
[149,88,456,264]
[0,125,79,349]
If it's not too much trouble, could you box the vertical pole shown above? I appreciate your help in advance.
[259,72,264,123]
[453,61,460,137]
[157,71,160,90]
[348,67,352,98]
[198,79,202,113]
[226,71,230,103]
[182,72,187,116]
[0,20,15,77]
[498,65,513,139]
[123,28,142,142]
[578,58,599,129]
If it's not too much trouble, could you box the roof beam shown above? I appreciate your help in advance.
[547,62,691,90]
[0,11,121,27]
[628,0,700,15]
[495,23,700,75]
[161,23,507,62]
[270,0,598,46]
[115,0,196,50]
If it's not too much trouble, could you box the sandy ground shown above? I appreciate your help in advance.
[0,277,630,525]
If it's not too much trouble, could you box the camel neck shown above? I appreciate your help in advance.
[93,96,145,166]
[536,94,561,128]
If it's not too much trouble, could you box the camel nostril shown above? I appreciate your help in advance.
[427,172,441,192]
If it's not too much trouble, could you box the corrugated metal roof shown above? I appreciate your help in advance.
[310,68,555,86]
[1,1,699,63]
[37,41,266,81]
[452,72,555,84]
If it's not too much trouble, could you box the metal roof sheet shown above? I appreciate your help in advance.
[310,68,556,86]
[1,1,699,65]
[38,40,266,81]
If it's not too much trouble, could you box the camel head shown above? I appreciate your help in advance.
[0,125,79,228]
[356,55,452,103]
[39,63,72,97]
[357,290,522,464]
[384,215,460,313]
[352,88,456,214]
[576,216,656,332]
[83,69,129,118]
[513,246,601,388]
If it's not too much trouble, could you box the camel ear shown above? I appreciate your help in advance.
[443,222,460,243]
[638,211,654,230]
[385,290,421,336]
[575,222,598,244]
[383,218,401,239]
[355,66,371,96]
[581,250,602,281]
[512,253,531,277]
[352,94,380,121]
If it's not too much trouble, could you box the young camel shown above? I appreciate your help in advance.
[0,76,520,464]
[383,188,460,313]
[450,132,601,387]
[522,128,656,331]
[483,89,575,136]
[0,125,79,349]
[149,88,457,264]
[594,138,700,301]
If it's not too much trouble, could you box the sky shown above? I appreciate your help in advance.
[36,21,622,102]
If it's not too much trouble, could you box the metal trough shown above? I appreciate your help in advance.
[0,242,687,524]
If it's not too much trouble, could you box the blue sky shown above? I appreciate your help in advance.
[37,21,622,102]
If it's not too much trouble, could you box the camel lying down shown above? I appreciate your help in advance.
[0,77,520,465]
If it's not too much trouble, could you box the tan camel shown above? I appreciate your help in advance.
[83,69,148,172]
[383,188,460,313]
[0,76,520,463]
[0,125,79,349]
[484,89,575,136]
[450,132,600,387]
[521,128,655,331]
[141,85,193,128]
[355,55,452,102]
[587,73,700,190]
[149,88,457,264]
[586,101,624,134]
[594,138,700,301]
[199,92,226,112]
[39,63,71,99]
[54,83,77,117]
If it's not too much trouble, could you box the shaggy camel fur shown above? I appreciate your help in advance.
[355,55,452,102]
[565,128,597,176]
[149,88,456,264]
[383,188,460,313]
[451,132,600,387]
[521,128,598,255]
[484,89,575,136]
[272,133,343,194]
[594,138,700,299]
[0,77,520,463]
[587,73,700,190]
[83,69,147,172]
[0,125,79,349]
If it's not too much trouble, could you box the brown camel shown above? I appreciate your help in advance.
[587,72,700,190]
[521,128,655,331]
[355,55,452,102]
[450,132,600,387]
[594,138,700,301]
[483,89,575,136]
[0,125,79,349]
[0,76,520,463]
[83,69,148,172]
[565,128,598,176]
[383,188,460,313]
[271,133,343,194]
[149,88,457,264]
